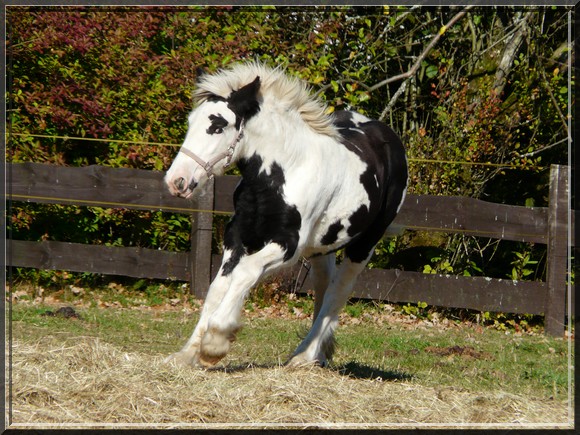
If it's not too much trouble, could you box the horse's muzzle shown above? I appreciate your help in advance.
[167,176,198,198]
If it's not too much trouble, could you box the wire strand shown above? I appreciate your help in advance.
[7,132,549,170]
[9,193,234,216]
[8,132,182,148]
[408,157,547,170]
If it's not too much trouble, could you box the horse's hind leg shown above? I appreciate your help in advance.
[309,254,336,323]
[287,196,402,367]
[287,253,370,367]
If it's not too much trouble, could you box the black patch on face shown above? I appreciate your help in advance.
[199,77,261,131]
[221,153,301,276]
[206,114,229,135]
[320,221,344,245]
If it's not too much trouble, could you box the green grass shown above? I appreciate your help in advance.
[9,303,572,403]
[334,323,570,398]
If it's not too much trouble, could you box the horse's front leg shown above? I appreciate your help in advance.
[198,243,287,367]
[164,251,235,367]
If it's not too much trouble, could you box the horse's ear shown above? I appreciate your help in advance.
[234,76,261,100]
[228,76,261,121]
[195,67,207,81]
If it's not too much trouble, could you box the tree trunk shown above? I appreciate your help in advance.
[492,11,533,98]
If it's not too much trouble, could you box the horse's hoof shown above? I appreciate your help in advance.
[163,351,199,367]
[285,354,326,368]
[199,327,233,367]
[198,353,225,367]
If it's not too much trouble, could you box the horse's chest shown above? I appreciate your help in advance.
[228,156,302,261]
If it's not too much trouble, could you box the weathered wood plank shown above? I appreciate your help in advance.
[8,240,190,281]
[544,165,569,336]
[8,162,198,213]
[393,194,549,244]
[7,164,550,243]
[346,268,546,315]
[190,178,215,298]
[209,253,546,316]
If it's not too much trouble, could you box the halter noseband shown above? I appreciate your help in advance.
[178,120,245,179]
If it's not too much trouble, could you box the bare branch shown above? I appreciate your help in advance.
[379,80,407,122]
[368,6,474,93]
[516,137,569,159]
[539,69,570,136]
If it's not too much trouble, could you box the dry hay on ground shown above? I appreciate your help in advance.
[8,335,570,430]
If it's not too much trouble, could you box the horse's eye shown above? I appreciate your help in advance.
[207,114,228,135]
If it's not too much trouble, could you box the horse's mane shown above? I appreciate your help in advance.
[193,61,340,138]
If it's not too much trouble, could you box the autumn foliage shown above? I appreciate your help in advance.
[7,6,571,285]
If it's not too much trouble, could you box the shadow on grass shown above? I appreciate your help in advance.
[210,360,413,382]
[208,362,283,373]
[333,361,413,382]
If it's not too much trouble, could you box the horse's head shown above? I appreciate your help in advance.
[165,76,261,198]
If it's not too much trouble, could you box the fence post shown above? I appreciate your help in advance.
[544,164,569,336]
[189,178,214,299]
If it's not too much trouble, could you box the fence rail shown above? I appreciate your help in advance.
[6,162,573,336]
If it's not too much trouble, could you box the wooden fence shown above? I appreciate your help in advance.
[6,162,574,336]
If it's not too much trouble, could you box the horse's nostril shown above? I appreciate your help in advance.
[175,177,186,191]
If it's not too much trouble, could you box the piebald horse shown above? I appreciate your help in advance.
[165,62,407,367]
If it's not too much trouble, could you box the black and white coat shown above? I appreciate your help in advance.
[165,62,408,367]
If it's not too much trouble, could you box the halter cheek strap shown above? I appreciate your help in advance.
[178,120,245,180]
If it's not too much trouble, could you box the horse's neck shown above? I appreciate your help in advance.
[238,115,312,171]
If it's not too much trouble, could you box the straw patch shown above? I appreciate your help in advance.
[9,335,569,429]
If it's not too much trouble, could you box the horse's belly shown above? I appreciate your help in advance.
[301,207,366,257]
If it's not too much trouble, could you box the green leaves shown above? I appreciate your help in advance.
[330,80,340,93]
[510,250,539,281]
[425,64,439,79]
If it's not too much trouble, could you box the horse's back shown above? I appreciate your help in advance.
[332,110,407,184]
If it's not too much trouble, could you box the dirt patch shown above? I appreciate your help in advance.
[424,345,493,360]
[8,335,570,429]
[40,306,82,319]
